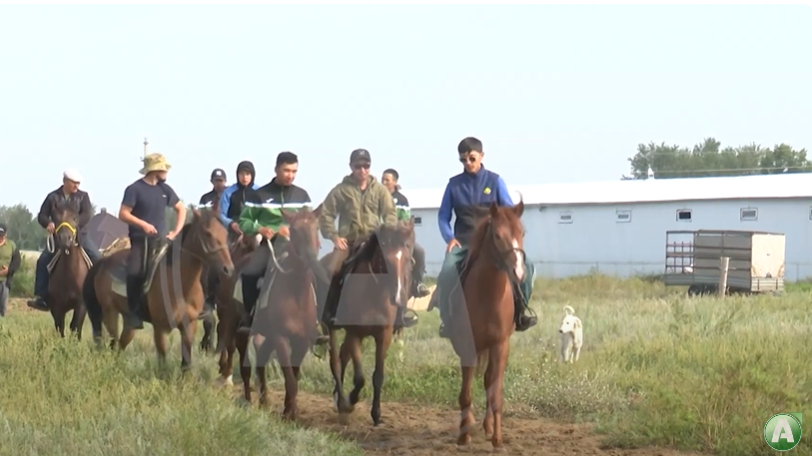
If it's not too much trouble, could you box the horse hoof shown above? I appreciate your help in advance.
[214,375,233,389]
[491,442,505,452]
[456,434,472,446]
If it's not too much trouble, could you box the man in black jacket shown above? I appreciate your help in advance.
[198,167,227,318]
[27,169,100,311]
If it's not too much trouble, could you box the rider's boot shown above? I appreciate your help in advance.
[27,296,49,312]
[238,275,260,331]
[123,275,144,330]
[396,305,419,329]
[513,282,537,332]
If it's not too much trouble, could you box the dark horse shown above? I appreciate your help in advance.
[236,206,330,420]
[45,202,91,339]
[83,206,234,372]
[323,219,416,426]
[450,198,526,449]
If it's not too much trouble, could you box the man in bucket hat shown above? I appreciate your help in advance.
[117,152,186,329]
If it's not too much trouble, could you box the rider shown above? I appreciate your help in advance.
[27,169,99,312]
[219,161,258,242]
[435,136,538,338]
[319,149,420,330]
[117,153,186,330]
[198,167,228,319]
[236,152,313,330]
[381,168,430,299]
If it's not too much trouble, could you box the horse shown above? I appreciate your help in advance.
[235,206,331,420]
[44,201,91,339]
[211,234,260,388]
[324,218,415,426]
[83,206,234,371]
[449,198,526,449]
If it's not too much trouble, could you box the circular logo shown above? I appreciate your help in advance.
[764,413,802,451]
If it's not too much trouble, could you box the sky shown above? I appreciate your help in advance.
[1,5,811,215]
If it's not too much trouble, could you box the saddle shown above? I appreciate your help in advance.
[231,238,290,306]
[109,238,171,298]
[46,244,93,275]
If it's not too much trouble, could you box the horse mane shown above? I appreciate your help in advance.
[164,209,219,266]
[53,200,78,220]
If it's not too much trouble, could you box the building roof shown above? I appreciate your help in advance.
[81,211,128,250]
[405,172,812,209]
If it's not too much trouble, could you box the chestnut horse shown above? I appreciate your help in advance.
[449,199,526,449]
[211,235,260,388]
[235,206,330,420]
[45,202,90,339]
[324,219,415,426]
[83,207,234,371]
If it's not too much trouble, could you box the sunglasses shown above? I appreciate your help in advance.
[353,162,371,170]
[459,155,478,164]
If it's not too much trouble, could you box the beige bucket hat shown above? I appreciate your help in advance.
[139,153,172,175]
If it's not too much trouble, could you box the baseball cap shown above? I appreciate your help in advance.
[210,168,226,181]
[0,223,6,236]
[350,148,371,163]
[63,168,83,183]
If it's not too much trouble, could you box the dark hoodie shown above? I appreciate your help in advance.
[219,161,258,227]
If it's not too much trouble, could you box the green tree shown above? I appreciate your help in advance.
[622,137,812,179]
[0,204,47,250]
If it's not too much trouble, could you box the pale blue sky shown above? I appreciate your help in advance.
[2,5,811,215]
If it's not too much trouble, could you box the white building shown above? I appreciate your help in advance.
[404,173,812,282]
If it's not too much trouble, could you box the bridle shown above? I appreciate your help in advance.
[181,219,230,266]
[485,218,527,281]
[47,220,79,255]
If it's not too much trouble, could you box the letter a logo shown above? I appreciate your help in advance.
[765,413,802,451]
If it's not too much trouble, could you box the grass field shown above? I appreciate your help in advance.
[0,274,809,456]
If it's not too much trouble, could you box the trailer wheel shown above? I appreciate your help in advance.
[687,285,702,296]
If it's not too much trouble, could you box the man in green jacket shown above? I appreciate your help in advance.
[381,168,429,299]
[0,224,22,317]
[237,152,314,331]
[319,149,420,330]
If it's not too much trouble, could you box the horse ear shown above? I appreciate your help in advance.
[489,201,499,218]
[192,207,202,220]
[408,215,416,229]
[514,200,524,218]
[312,203,323,219]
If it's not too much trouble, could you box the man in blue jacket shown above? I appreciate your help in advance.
[434,136,537,338]
[218,161,259,242]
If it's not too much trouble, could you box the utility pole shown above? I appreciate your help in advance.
[143,137,149,158]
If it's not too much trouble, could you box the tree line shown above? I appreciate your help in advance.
[623,137,810,180]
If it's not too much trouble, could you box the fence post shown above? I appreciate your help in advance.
[718,256,730,297]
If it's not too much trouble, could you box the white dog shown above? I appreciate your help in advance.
[559,305,583,363]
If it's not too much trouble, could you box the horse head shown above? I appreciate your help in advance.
[371,218,416,307]
[477,194,526,283]
[281,204,331,285]
[185,200,235,278]
[52,201,80,253]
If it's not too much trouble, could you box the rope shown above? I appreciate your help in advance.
[45,234,55,254]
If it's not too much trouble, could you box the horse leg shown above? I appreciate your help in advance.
[255,335,274,409]
[102,309,120,350]
[216,319,236,387]
[275,336,300,421]
[487,341,510,449]
[344,334,364,408]
[457,363,476,446]
[70,303,87,341]
[328,329,350,414]
[153,329,169,364]
[482,356,495,437]
[52,308,67,338]
[200,314,215,353]
[235,330,252,402]
[370,328,393,426]
[179,319,197,374]
[119,327,136,351]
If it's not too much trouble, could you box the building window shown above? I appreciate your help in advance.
[559,211,573,224]
[740,207,757,222]
[676,209,692,222]
[413,216,422,225]
[616,209,632,223]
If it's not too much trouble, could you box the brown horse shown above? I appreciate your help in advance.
[211,234,260,388]
[449,199,526,449]
[45,202,91,339]
[235,206,330,420]
[82,207,234,371]
[324,219,415,426]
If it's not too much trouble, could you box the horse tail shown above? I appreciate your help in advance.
[83,259,103,336]
[474,351,490,377]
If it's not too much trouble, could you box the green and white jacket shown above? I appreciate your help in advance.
[238,178,312,235]
[391,189,411,222]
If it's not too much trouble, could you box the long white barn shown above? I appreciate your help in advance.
[405,173,812,281]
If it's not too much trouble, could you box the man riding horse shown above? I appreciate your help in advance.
[434,136,537,338]
[381,167,430,299]
[319,148,420,330]
[236,151,318,332]
[198,167,228,319]
[27,168,100,312]
[117,153,186,330]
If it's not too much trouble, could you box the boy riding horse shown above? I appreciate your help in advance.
[27,168,100,312]
[434,137,537,338]
[117,153,186,330]
[319,148,420,330]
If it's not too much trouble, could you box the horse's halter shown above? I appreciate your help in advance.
[182,219,230,265]
[485,218,526,283]
[48,220,79,255]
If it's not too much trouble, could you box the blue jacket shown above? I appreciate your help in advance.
[438,165,513,245]
[218,182,259,228]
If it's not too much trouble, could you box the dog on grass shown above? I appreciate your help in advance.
[559,305,583,364]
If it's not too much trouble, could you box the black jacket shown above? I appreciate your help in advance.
[227,161,257,222]
[37,187,93,233]
[199,189,221,208]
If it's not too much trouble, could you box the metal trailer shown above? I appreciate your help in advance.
[664,229,785,296]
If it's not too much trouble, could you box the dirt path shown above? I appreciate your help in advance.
[234,386,707,456]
